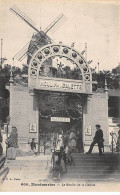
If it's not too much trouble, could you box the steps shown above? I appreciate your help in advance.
[0,155,9,183]
[64,153,120,182]
[4,155,52,182]
[2,152,120,183]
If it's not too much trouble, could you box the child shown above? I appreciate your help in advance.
[53,159,62,180]
[30,138,36,156]
[58,146,67,173]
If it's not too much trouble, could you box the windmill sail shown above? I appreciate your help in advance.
[14,42,30,61]
[44,13,67,34]
[14,31,53,61]
[10,5,40,33]
[10,5,67,61]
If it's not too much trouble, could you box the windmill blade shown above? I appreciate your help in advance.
[44,13,67,34]
[49,16,67,34]
[14,41,35,62]
[10,5,40,33]
[14,41,30,60]
[10,5,36,26]
[14,33,53,61]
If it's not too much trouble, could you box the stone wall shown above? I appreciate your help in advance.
[84,91,109,152]
[8,83,109,153]
[9,84,38,151]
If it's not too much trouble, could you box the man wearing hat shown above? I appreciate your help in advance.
[86,124,104,155]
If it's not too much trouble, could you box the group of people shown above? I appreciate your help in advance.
[52,124,105,180]
[52,129,77,180]
[0,123,120,164]
[56,129,77,151]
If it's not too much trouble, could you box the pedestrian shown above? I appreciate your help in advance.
[76,130,81,152]
[86,124,104,156]
[30,138,36,156]
[67,145,75,166]
[63,131,69,147]
[69,129,76,150]
[56,130,64,151]
[0,130,3,156]
[53,159,62,180]
[6,126,18,160]
[58,146,67,173]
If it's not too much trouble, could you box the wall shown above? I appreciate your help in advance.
[84,91,109,152]
[9,84,38,151]
[9,83,109,153]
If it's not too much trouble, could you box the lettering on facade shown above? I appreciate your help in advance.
[51,117,70,122]
[38,78,82,92]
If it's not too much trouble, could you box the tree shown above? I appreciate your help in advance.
[92,65,120,90]
[0,66,10,124]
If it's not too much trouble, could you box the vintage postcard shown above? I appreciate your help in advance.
[0,0,120,192]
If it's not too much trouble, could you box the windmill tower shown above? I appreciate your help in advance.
[10,5,67,77]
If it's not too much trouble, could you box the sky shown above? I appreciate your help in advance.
[0,0,120,71]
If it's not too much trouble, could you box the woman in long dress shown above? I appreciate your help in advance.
[6,126,18,160]
[69,129,76,150]
[56,131,64,151]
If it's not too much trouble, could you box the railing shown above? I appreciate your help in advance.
[110,132,118,153]
[0,156,9,183]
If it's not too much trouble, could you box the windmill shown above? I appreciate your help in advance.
[10,5,67,64]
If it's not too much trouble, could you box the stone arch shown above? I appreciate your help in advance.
[28,44,92,92]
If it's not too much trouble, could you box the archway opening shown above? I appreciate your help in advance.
[37,90,83,154]
[39,56,83,80]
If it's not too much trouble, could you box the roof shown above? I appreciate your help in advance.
[27,30,52,64]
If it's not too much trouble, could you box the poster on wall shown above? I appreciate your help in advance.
[29,123,37,133]
[85,126,92,136]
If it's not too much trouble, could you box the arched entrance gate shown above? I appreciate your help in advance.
[28,44,92,153]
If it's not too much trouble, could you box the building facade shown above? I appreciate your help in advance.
[7,40,109,154]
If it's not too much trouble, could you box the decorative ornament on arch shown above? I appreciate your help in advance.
[29,43,92,83]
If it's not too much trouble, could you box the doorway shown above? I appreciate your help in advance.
[38,91,83,154]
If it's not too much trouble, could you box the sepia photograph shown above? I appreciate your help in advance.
[0,0,120,192]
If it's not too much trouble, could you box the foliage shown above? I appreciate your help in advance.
[0,64,27,123]
[0,63,119,124]
[92,65,120,89]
